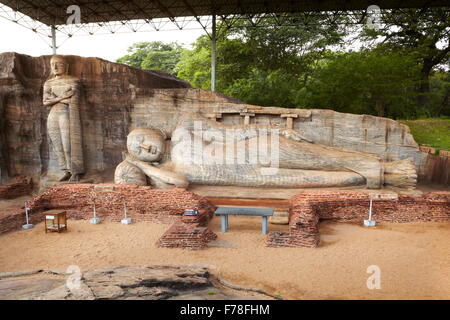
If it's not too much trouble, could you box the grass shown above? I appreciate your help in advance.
[399,118,450,153]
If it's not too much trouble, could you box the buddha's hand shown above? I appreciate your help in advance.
[126,157,189,189]
[281,129,312,143]
[59,90,74,103]
[43,90,74,106]
[62,88,73,98]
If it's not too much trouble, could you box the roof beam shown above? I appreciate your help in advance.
[19,0,59,24]
[0,0,449,26]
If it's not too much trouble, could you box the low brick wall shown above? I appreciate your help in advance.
[0,183,218,249]
[29,184,215,222]
[0,205,40,234]
[156,224,217,250]
[156,205,218,250]
[0,176,32,199]
[0,184,216,234]
[267,190,450,248]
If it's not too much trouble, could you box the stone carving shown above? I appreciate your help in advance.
[115,128,188,188]
[115,112,417,189]
[0,53,427,190]
[0,266,263,300]
[43,56,84,182]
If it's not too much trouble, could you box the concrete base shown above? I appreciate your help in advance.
[364,220,376,227]
[90,218,101,224]
[121,218,132,225]
[22,224,34,230]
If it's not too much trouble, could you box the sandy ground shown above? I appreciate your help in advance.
[0,216,449,300]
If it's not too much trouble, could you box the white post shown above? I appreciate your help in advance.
[90,202,100,224]
[25,201,29,224]
[22,201,33,229]
[121,199,131,224]
[364,198,376,227]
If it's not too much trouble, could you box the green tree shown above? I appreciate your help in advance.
[229,13,347,75]
[118,12,449,119]
[176,15,347,107]
[429,70,450,117]
[117,41,183,75]
[175,34,254,92]
[298,49,421,118]
[362,8,450,113]
[226,69,302,108]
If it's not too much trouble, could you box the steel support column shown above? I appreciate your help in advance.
[51,25,57,54]
[211,14,216,92]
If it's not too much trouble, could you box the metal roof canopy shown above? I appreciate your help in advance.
[1,0,448,92]
[1,0,449,26]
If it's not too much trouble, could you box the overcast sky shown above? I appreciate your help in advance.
[0,18,205,62]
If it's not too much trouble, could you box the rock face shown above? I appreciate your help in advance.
[0,52,191,188]
[0,52,423,190]
[0,175,32,199]
[0,265,266,300]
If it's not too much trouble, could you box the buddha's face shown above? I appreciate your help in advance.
[50,56,69,76]
[127,129,165,162]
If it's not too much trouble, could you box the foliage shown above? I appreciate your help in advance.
[116,41,183,75]
[116,10,450,119]
[174,16,347,106]
[175,35,254,92]
[297,49,421,118]
[362,8,450,112]
[227,14,347,75]
[226,69,301,108]
[428,70,450,117]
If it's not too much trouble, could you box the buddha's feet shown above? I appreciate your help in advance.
[383,158,417,189]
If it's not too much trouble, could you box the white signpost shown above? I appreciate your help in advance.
[121,199,132,224]
[364,198,376,227]
[364,192,398,227]
[90,202,101,224]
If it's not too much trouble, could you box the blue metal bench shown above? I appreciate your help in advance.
[214,206,274,235]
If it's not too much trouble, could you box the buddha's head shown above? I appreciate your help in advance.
[50,55,69,76]
[127,128,166,162]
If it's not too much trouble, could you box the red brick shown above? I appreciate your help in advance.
[267,190,450,248]
[0,176,32,199]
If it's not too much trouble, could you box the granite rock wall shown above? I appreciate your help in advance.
[0,53,425,190]
[0,175,32,199]
[0,52,191,188]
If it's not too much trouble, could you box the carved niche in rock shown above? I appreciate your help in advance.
[43,55,84,182]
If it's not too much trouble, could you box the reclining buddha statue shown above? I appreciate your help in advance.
[115,112,417,190]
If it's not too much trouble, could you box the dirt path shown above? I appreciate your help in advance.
[0,216,449,299]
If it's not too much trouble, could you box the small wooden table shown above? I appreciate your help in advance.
[214,206,274,235]
[44,210,67,233]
